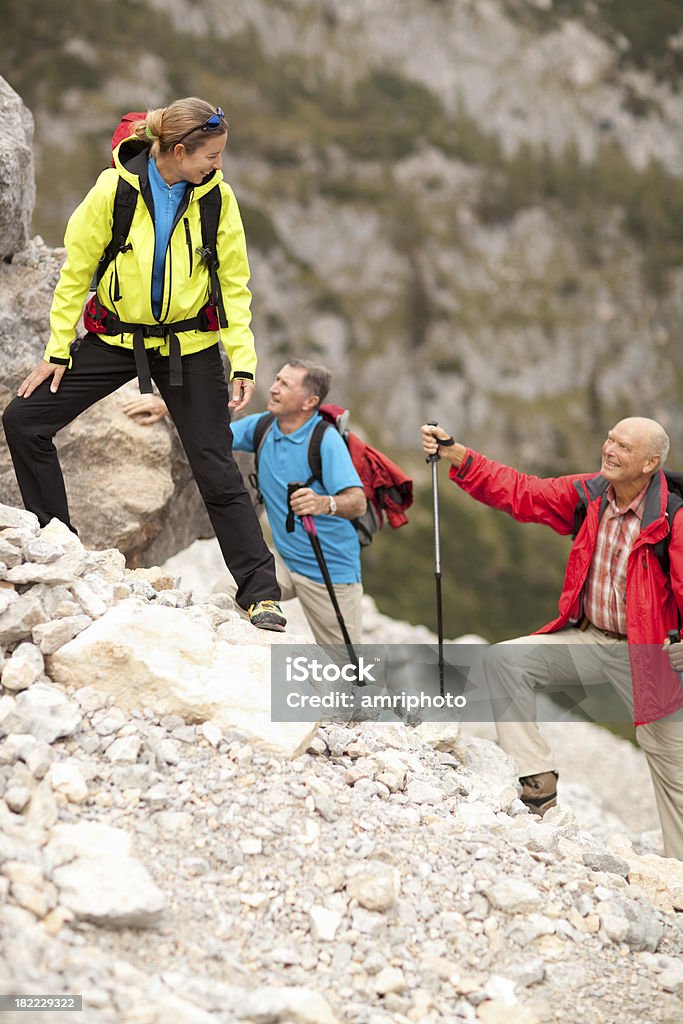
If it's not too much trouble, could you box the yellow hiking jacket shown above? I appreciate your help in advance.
[44,141,257,380]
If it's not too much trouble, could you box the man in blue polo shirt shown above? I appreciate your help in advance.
[229,359,367,644]
[124,358,367,643]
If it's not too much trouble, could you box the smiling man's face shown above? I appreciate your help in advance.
[601,419,659,489]
[267,364,315,417]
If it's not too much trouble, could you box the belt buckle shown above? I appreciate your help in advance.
[144,324,165,339]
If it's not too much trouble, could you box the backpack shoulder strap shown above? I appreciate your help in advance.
[199,188,228,329]
[247,413,275,502]
[253,413,275,472]
[572,476,610,539]
[95,177,137,287]
[653,491,683,575]
[306,420,332,486]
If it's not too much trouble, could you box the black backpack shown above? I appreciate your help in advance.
[94,174,227,328]
[572,471,683,574]
[94,111,227,325]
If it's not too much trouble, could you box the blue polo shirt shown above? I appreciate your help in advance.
[231,413,363,584]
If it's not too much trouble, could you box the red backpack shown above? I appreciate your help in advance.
[110,112,146,162]
[252,403,413,546]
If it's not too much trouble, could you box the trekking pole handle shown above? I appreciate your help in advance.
[426,420,441,464]
[287,480,314,534]
[301,514,316,536]
[667,629,680,645]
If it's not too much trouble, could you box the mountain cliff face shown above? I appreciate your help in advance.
[1,0,682,635]
[3,0,681,457]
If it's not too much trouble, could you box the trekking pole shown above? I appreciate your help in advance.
[286,483,360,676]
[426,421,445,697]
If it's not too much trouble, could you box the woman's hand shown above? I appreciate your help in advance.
[229,378,255,413]
[18,361,66,398]
[122,394,169,423]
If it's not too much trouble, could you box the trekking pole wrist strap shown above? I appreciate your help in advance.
[439,436,456,447]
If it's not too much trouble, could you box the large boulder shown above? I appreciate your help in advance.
[39,383,213,565]
[0,376,213,566]
[0,77,34,259]
[48,597,318,758]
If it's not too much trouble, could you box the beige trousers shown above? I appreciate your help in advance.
[273,550,363,646]
[483,625,683,860]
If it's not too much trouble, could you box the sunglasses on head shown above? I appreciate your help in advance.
[175,107,227,147]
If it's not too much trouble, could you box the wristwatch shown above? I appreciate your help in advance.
[328,495,337,515]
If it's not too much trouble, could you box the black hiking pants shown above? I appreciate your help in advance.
[2,335,280,609]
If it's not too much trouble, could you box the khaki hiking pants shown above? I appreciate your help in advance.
[483,625,683,861]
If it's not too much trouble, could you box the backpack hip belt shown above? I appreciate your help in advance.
[85,298,216,393]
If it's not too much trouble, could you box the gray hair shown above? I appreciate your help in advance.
[287,359,332,408]
[620,417,671,468]
[652,426,670,467]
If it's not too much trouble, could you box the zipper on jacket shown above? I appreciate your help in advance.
[184,218,193,276]
[161,245,173,323]
[156,190,192,323]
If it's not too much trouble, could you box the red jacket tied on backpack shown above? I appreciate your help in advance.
[451,449,683,726]
[319,404,413,531]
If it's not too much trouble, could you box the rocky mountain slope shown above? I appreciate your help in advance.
[1,501,683,1024]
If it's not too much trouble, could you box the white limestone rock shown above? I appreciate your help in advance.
[485,879,545,915]
[83,548,127,582]
[45,822,131,866]
[48,599,318,758]
[53,855,165,928]
[1,682,82,743]
[1,642,44,692]
[0,503,39,533]
[47,759,88,803]
[0,589,50,645]
[234,986,340,1024]
[308,905,343,942]
[21,537,65,564]
[69,577,112,618]
[31,615,92,655]
[346,861,401,912]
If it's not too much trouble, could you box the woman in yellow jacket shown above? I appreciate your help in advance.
[3,96,285,631]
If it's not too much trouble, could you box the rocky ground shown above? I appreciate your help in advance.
[1,515,682,1024]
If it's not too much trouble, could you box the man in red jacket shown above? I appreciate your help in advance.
[421,417,683,860]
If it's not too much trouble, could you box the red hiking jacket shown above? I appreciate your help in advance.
[450,449,683,725]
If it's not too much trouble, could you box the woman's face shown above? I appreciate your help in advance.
[175,133,227,184]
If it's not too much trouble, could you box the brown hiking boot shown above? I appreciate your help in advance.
[519,771,558,817]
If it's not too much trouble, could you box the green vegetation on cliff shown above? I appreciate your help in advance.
[1,0,681,646]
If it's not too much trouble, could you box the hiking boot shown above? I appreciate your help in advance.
[248,600,287,632]
[519,771,558,817]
